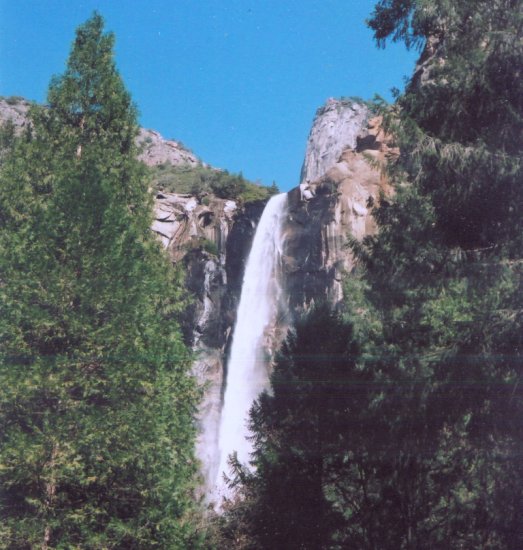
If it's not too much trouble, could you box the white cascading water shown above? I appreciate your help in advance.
[212,192,288,503]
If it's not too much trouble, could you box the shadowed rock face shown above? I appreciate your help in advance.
[153,194,267,350]
[284,183,340,312]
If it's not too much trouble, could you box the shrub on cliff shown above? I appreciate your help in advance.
[0,14,200,548]
[149,162,278,204]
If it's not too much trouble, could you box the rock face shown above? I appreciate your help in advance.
[137,128,200,168]
[152,192,237,253]
[300,98,369,184]
[283,101,394,318]
[0,97,32,132]
[410,34,444,89]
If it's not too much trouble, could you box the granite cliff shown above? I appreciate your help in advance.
[155,98,394,494]
[169,97,394,353]
[283,98,394,319]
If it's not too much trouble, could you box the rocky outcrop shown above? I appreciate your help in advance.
[0,97,31,131]
[137,128,200,168]
[153,192,237,253]
[0,98,201,169]
[283,103,395,317]
[152,192,267,352]
[300,98,369,185]
[410,34,444,89]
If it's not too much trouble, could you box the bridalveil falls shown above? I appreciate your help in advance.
[212,192,288,503]
[191,100,382,507]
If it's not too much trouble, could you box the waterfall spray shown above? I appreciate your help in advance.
[212,192,288,503]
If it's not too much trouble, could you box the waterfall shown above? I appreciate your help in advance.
[212,192,288,503]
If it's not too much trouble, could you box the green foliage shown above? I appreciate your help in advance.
[0,120,17,163]
[367,0,420,49]
[183,237,219,257]
[149,163,278,203]
[201,238,219,256]
[349,0,523,547]
[370,0,523,249]
[218,307,362,549]
[0,13,201,548]
[339,95,382,114]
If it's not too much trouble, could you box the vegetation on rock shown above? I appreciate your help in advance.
[149,162,279,203]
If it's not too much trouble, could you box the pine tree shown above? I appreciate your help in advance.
[369,0,523,251]
[342,1,523,547]
[0,14,200,548]
[219,307,363,549]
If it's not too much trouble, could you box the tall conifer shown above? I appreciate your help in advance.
[348,0,523,546]
[0,14,199,548]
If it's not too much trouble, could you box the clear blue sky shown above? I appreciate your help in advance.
[0,0,418,191]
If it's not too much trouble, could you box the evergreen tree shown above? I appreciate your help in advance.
[369,0,523,251]
[343,0,523,547]
[218,307,363,549]
[0,14,200,548]
[0,119,17,163]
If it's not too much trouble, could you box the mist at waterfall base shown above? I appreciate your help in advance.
[210,192,288,506]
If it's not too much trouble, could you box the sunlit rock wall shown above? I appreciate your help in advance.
[284,101,395,317]
[300,98,369,184]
